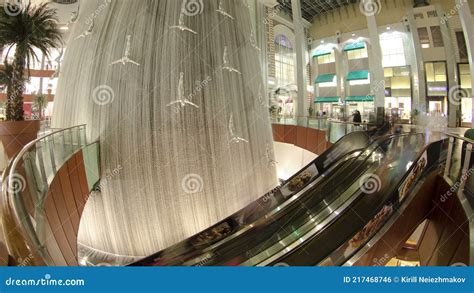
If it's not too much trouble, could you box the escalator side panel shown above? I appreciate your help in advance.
[351,172,439,266]
[419,177,470,266]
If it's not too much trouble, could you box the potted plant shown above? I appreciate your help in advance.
[0,3,62,158]
[32,94,47,120]
[308,107,314,117]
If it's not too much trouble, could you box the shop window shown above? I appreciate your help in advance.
[418,27,430,48]
[317,52,335,64]
[274,34,296,86]
[427,10,438,18]
[456,31,468,61]
[425,61,447,97]
[380,34,406,67]
[459,63,472,123]
[430,26,444,48]
[347,47,368,60]
[414,13,424,20]
[425,62,447,82]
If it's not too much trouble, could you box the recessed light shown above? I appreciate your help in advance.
[321,40,324,44]
[59,26,69,31]
[352,33,356,37]
[386,26,391,30]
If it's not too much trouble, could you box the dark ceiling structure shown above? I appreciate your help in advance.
[277,0,357,22]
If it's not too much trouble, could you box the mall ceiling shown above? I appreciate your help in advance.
[277,0,357,22]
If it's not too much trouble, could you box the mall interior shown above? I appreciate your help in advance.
[0,0,472,267]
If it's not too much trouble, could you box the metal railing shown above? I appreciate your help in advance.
[1,125,87,266]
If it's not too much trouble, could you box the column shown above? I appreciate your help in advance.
[406,11,427,116]
[366,8,386,122]
[291,0,308,118]
[457,0,474,128]
[436,4,457,128]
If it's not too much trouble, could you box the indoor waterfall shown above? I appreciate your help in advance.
[51,0,278,264]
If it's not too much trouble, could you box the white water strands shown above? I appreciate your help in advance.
[216,0,234,20]
[221,46,241,74]
[52,0,277,263]
[250,30,260,51]
[66,0,80,26]
[265,143,278,167]
[228,113,248,144]
[166,72,199,110]
[109,35,140,66]
[50,48,64,79]
[169,10,197,35]
[74,14,95,40]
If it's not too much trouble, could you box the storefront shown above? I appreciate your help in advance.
[425,61,448,115]
[314,96,342,119]
[458,63,472,126]
[345,96,374,122]
[384,66,412,123]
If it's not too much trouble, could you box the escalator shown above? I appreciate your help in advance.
[132,132,468,267]
[131,130,417,266]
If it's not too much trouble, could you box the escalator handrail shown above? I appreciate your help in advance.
[134,132,422,266]
[340,138,456,266]
[447,132,474,145]
[246,133,426,266]
[131,131,381,265]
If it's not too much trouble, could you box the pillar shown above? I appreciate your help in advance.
[365,4,385,122]
[291,0,308,118]
[457,0,474,128]
[406,10,427,115]
[436,4,457,127]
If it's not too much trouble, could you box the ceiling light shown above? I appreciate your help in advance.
[352,33,356,37]
[386,26,391,30]
[321,40,325,44]
[59,26,69,31]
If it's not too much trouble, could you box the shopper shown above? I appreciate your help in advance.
[352,110,362,127]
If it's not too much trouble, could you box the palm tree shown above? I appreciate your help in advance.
[0,61,14,91]
[0,3,62,121]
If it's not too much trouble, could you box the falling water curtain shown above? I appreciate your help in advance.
[52,0,278,263]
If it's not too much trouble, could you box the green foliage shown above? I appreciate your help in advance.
[0,3,62,121]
